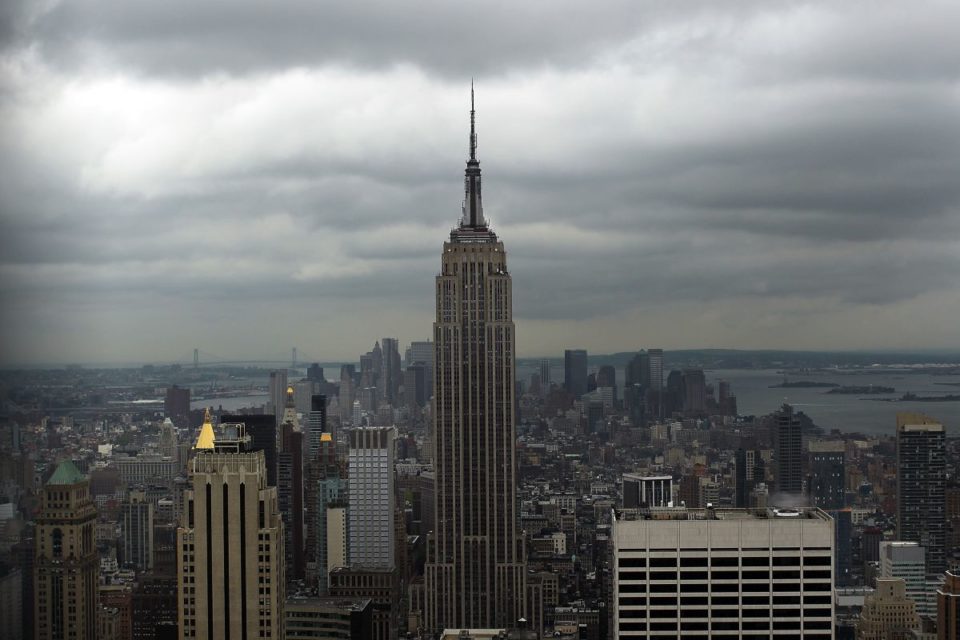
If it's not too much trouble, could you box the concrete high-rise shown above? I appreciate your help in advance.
[564,349,588,399]
[177,413,285,639]
[774,404,804,496]
[612,507,834,638]
[269,370,288,424]
[35,461,99,640]
[424,91,526,632]
[880,541,934,619]
[164,386,191,428]
[347,426,396,569]
[857,578,920,639]
[896,412,946,577]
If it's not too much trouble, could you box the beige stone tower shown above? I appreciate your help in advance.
[424,88,526,632]
[858,578,921,639]
[34,460,99,640]
[178,412,285,639]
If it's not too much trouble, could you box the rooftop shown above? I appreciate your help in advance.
[616,506,832,522]
[47,460,85,485]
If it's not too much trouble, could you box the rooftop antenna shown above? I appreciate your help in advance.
[469,78,477,161]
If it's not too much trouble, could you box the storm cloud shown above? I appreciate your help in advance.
[1,1,959,364]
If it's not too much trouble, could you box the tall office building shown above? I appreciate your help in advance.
[177,413,285,639]
[221,413,277,487]
[896,412,946,577]
[681,369,707,415]
[774,404,804,496]
[564,349,588,399]
[269,370,289,423]
[314,433,346,594]
[808,441,846,510]
[612,507,834,638]
[34,461,99,640]
[120,490,154,571]
[381,338,402,406]
[735,448,767,509]
[164,385,191,428]
[648,348,664,418]
[279,390,305,582]
[347,426,396,569]
[880,541,934,619]
[424,92,526,632]
[307,394,328,458]
[538,358,551,390]
[0,565,22,640]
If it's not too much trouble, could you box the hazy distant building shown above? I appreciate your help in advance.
[774,404,803,496]
[424,95,526,632]
[164,386,191,428]
[35,461,99,640]
[564,349,588,399]
[735,448,766,508]
[177,414,285,640]
[896,412,946,577]
[348,426,396,569]
[269,369,288,423]
[380,338,402,407]
[307,363,325,383]
[682,368,707,415]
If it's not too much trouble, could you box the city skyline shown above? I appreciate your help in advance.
[3,2,960,365]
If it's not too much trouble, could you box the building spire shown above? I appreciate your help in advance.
[470,79,477,161]
[461,81,487,229]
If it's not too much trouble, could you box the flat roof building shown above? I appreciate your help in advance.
[612,507,834,638]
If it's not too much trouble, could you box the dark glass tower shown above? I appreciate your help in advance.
[896,412,946,576]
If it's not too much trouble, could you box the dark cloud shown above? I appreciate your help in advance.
[1,1,959,363]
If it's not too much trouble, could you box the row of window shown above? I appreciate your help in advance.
[619,555,831,568]
[620,594,831,606]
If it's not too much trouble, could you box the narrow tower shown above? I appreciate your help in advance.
[424,88,526,632]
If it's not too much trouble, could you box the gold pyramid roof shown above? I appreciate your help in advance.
[195,408,216,450]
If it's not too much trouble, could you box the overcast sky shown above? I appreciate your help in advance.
[1,1,959,365]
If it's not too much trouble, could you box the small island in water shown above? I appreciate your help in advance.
[826,385,895,394]
[769,380,839,389]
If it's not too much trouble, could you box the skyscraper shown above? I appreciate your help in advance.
[34,461,98,640]
[896,412,946,577]
[424,90,526,632]
[773,403,803,496]
[808,441,846,510]
[177,413,285,639]
[164,386,191,428]
[347,426,396,569]
[380,338,402,407]
[120,490,154,571]
[279,388,305,582]
[307,394,328,459]
[269,369,288,424]
[564,349,588,399]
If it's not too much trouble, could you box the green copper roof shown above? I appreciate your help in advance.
[46,460,85,485]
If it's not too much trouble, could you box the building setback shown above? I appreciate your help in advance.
[177,413,285,639]
[424,91,526,632]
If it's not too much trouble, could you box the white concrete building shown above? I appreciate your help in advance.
[347,426,396,568]
[612,507,834,638]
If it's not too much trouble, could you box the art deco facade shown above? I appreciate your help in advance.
[34,460,99,640]
[178,413,285,639]
[424,92,526,631]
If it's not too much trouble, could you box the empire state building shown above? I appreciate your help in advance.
[424,90,526,632]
